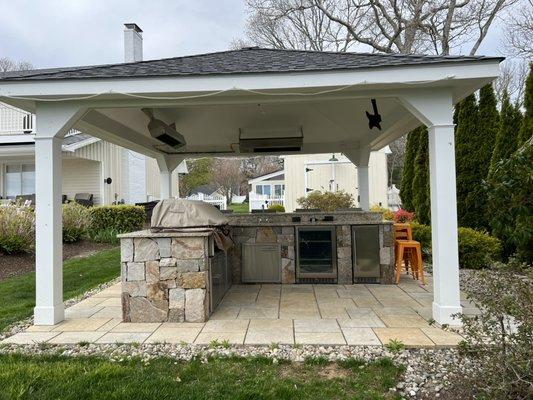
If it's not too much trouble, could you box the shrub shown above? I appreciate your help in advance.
[370,204,394,221]
[452,259,532,399]
[267,204,285,212]
[88,227,120,245]
[485,138,532,263]
[0,205,35,254]
[410,223,501,269]
[457,227,502,270]
[62,202,91,243]
[296,190,355,212]
[89,205,145,234]
[393,208,415,223]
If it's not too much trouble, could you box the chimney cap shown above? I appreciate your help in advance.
[124,23,143,33]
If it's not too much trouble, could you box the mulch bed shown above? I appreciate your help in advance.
[0,240,114,281]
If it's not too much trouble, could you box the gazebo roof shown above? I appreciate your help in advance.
[0,47,503,81]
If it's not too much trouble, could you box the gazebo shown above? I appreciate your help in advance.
[0,46,502,326]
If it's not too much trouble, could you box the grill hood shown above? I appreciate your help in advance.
[151,199,229,231]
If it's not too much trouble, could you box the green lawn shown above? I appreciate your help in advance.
[0,248,120,332]
[0,354,402,400]
[229,202,249,213]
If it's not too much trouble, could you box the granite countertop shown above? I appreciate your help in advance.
[117,229,213,239]
[226,211,388,227]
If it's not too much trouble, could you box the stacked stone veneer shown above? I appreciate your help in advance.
[120,233,213,323]
[230,223,395,285]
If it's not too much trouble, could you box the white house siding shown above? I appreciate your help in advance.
[70,140,123,205]
[283,152,388,212]
[62,158,102,205]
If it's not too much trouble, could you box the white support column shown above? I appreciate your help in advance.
[156,154,186,200]
[34,103,85,325]
[358,166,370,210]
[344,147,371,211]
[34,136,64,325]
[428,124,462,325]
[401,89,462,325]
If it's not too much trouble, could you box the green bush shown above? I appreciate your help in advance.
[89,205,145,234]
[296,190,355,212]
[370,205,394,221]
[410,223,501,269]
[62,202,91,243]
[88,227,120,245]
[0,205,35,254]
[267,204,285,212]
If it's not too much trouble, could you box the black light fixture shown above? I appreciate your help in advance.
[104,177,112,184]
[328,153,339,162]
[365,99,382,130]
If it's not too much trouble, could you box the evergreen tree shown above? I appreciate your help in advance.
[455,94,480,228]
[489,92,522,177]
[399,128,422,211]
[412,127,430,224]
[518,63,532,145]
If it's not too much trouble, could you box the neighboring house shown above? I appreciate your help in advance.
[0,102,186,205]
[248,151,389,212]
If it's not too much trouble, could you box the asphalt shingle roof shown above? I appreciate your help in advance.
[0,47,503,81]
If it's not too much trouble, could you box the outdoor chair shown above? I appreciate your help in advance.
[74,193,94,207]
[394,223,425,284]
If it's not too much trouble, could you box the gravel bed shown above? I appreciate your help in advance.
[0,341,473,399]
[0,278,120,341]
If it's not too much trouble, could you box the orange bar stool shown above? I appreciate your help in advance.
[394,223,425,284]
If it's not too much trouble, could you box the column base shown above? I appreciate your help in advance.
[432,302,462,326]
[34,304,65,326]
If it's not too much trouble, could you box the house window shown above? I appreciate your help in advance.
[4,163,35,198]
[256,184,271,196]
[274,184,284,196]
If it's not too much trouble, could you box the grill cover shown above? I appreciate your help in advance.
[150,199,233,251]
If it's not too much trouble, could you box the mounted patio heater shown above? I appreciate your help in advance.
[238,126,303,153]
[142,108,186,149]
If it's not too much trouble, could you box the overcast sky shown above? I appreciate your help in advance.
[0,0,507,70]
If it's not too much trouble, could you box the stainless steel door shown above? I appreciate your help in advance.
[296,227,337,280]
[242,243,281,283]
[352,225,380,279]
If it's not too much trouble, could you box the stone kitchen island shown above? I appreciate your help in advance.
[118,230,218,323]
[118,209,395,323]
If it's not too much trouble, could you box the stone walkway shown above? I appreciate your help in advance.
[3,274,473,347]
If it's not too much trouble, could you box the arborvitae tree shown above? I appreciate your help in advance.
[518,63,532,145]
[412,127,430,224]
[455,94,480,228]
[489,92,522,177]
[399,128,422,211]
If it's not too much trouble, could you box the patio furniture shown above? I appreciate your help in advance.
[74,193,93,207]
[394,223,425,284]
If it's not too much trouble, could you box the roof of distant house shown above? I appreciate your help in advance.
[0,47,504,81]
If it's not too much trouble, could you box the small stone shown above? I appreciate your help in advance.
[156,238,172,258]
[160,258,177,267]
[176,259,203,273]
[168,308,185,322]
[160,266,178,280]
[185,289,207,322]
[129,298,168,323]
[134,238,160,262]
[171,237,205,259]
[147,283,167,300]
[145,261,159,283]
[337,246,351,259]
[127,262,145,281]
[256,227,277,243]
[169,288,185,309]
[121,239,134,262]
[179,272,207,289]
[123,281,147,297]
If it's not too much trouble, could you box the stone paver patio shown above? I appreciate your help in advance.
[3,274,472,347]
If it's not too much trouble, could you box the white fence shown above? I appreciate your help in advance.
[249,193,284,211]
[186,192,227,210]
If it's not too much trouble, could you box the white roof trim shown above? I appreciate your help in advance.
[248,170,284,184]
[62,136,100,152]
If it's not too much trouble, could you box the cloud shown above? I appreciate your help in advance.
[0,0,246,68]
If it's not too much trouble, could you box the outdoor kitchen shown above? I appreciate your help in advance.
[119,199,395,323]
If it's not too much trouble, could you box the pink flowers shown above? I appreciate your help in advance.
[393,208,415,223]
